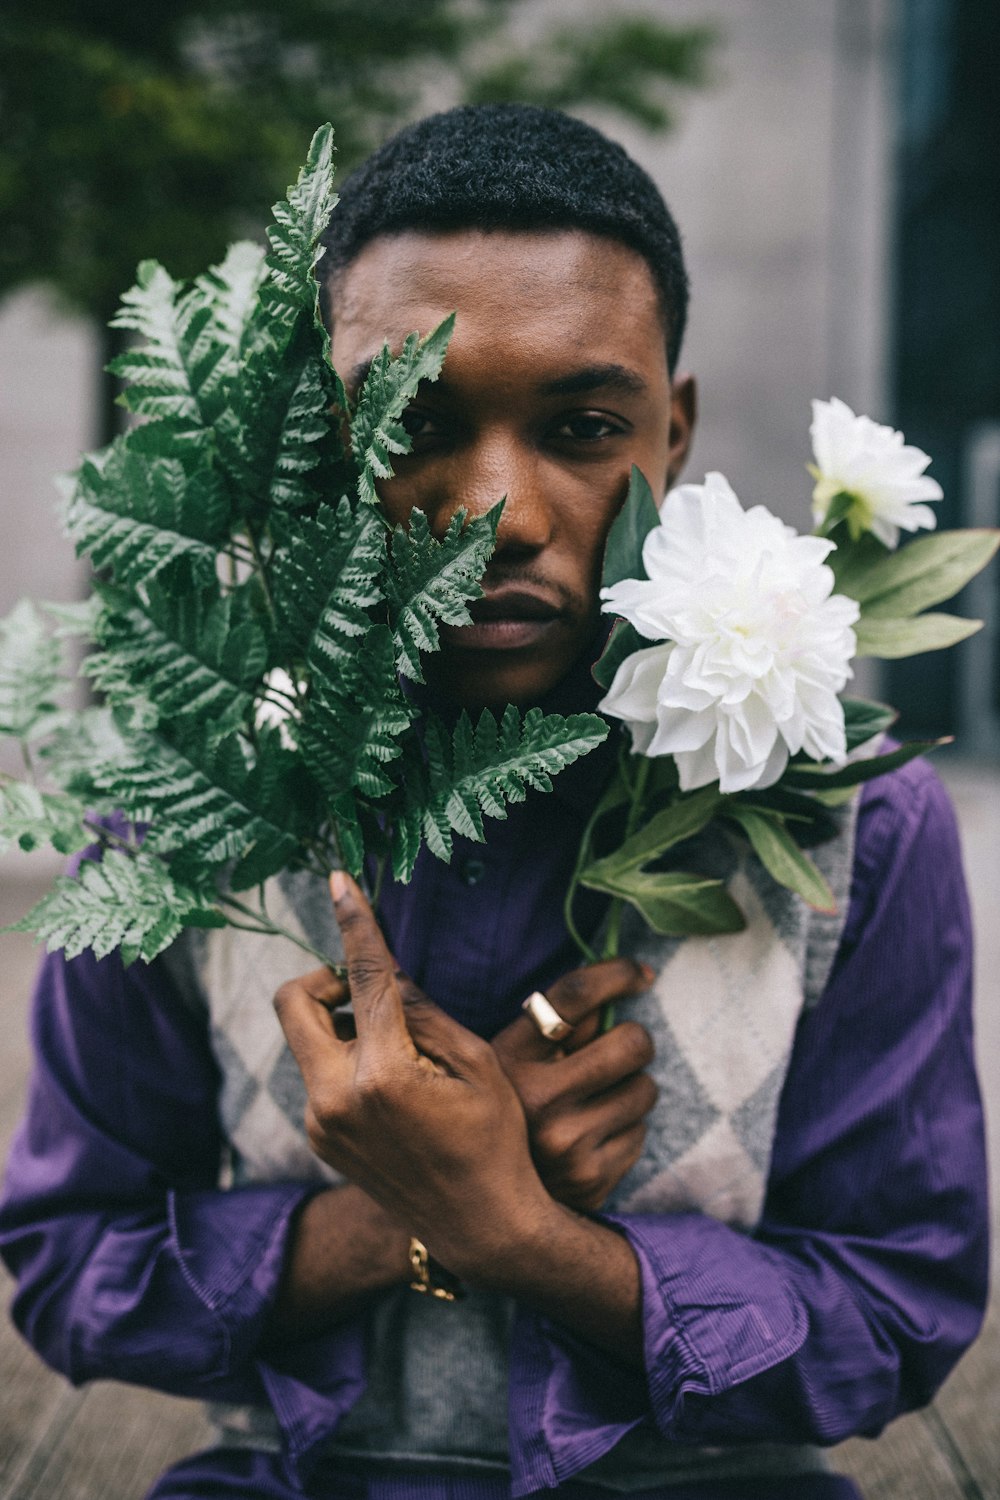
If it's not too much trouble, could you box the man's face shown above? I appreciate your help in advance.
[329,229,695,710]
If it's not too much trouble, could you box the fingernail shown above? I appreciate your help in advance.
[329,870,347,902]
[641,964,656,986]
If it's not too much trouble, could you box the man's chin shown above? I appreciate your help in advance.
[421,645,576,714]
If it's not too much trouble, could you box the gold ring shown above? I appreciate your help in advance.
[522,990,573,1042]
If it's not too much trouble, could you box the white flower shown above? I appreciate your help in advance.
[809,396,942,548]
[599,472,860,794]
[255,667,301,750]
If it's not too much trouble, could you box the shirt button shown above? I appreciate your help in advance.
[461,857,486,887]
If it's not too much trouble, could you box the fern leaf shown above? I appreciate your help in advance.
[273,497,386,666]
[351,317,454,506]
[0,781,90,856]
[6,849,226,966]
[0,599,67,741]
[88,580,268,736]
[298,625,414,802]
[417,705,608,860]
[263,123,338,322]
[386,504,502,681]
[63,428,229,588]
[88,723,306,892]
[195,241,267,362]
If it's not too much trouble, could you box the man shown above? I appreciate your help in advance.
[0,105,988,1500]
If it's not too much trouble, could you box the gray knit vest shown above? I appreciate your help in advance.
[165,801,858,1490]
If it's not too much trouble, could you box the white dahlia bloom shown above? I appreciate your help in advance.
[599,473,860,794]
[810,397,942,548]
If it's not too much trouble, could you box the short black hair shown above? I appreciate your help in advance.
[321,103,689,372]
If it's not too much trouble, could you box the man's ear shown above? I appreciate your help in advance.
[666,373,697,488]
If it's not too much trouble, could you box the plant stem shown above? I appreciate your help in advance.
[602,755,650,961]
[243,525,277,627]
[219,893,343,973]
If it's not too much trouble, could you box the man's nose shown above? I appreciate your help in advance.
[434,433,553,556]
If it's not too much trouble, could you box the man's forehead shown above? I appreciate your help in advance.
[327,227,669,383]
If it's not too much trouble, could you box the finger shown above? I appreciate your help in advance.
[501,958,653,1065]
[329,871,414,1054]
[396,975,493,1078]
[546,1022,655,1106]
[273,975,351,1096]
[567,1070,659,1147]
[547,959,655,1029]
[584,1122,647,1207]
[297,967,350,1008]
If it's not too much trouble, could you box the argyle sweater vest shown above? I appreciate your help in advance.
[166,799,858,1488]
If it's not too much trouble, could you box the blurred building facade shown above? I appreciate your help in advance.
[0,0,996,745]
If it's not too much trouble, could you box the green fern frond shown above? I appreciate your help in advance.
[88,723,305,892]
[88,581,268,736]
[0,599,66,741]
[6,849,226,966]
[109,259,233,430]
[0,781,90,857]
[416,705,609,860]
[63,428,229,588]
[195,241,267,362]
[273,497,385,666]
[386,504,502,681]
[351,316,455,506]
[263,123,338,322]
[298,624,414,802]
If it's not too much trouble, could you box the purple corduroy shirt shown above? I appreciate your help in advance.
[0,736,989,1500]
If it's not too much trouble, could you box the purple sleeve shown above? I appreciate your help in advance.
[0,942,365,1455]
[507,760,989,1495]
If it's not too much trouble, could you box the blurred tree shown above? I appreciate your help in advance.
[0,0,712,443]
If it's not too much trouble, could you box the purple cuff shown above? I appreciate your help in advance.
[506,1211,805,1495]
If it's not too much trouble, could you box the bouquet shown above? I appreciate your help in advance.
[0,125,607,969]
[1,123,996,980]
[563,409,999,961]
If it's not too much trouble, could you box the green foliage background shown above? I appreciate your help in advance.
[0,0,712,441]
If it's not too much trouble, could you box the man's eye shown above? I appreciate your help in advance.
[555,413,626,442]
[399,408,439,442]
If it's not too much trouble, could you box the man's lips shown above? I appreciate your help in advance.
[440,588,565,651]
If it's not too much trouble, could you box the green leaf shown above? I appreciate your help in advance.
[832,528,1000,615]
[272,497,386,667]
[724,805,836,912]
[109,261,205,427]
[298,624,414,802]
[88,723,306,892]
[194,241,267,367]
[579,864,745,936]
[5,849,225,965]
[351,316,455,506]
[63,429,228,588]
[386,504,502,681]
[854,613,981,659]
[583,784,723,878]
[0,781,90,856]
[263,123,338,319]
[840,696,897,750]
[0,599,66,740]
[784,737,946,790]
[601,464,659,588]
[88,580,268,736]
[592,618,648,691]
[226,316,345,515]
[415,705,608,861]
